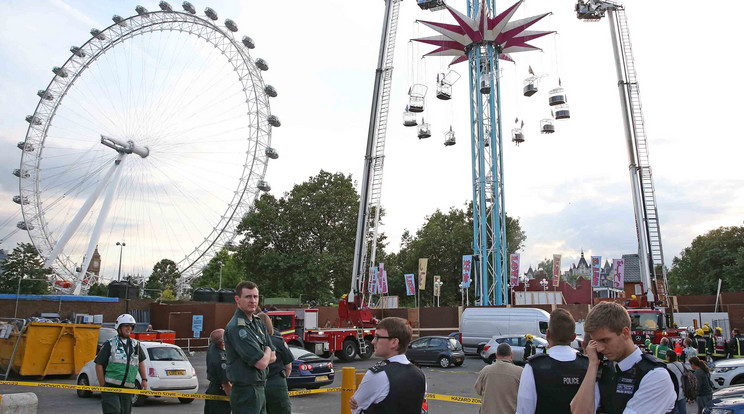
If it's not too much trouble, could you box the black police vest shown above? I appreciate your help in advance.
[362,361,426,414]
[529,353,589,414]
[597,353,675,414]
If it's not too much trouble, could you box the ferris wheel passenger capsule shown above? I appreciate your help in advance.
[13,195,29,205]
[159,1,173,11]
[541,119,555,134]
[444,126,456,146]
[70,46,86,58]
[16,221,33,231]
[112,15,126,27]
[255,58,269,71]
[135,5,149,16]
[417,119,431,139]
[264,85,277,97]
[52,67,68,78]
[25,115,42,126]
[242,36,255,49]
[90,29,106,41]
[17,141,34,151]
[403,107,417,127]
[225,19,238,32]
[265,147,279,159]
[204,7,218,21]
[512,128,525,145]
[13,169,29,178]
[183,2,196,14]
[267,115,281,127]
[549,87,567,106]
[37,89,54,100]
[555,104,571,120]
[257,180,271,192]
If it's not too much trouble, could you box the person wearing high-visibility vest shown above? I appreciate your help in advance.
[644,336,671,362]
[693,328,710,362]
[703,325,715,359]
[728,329,744,359]
[712,327,727,360]
[523,334,537,362]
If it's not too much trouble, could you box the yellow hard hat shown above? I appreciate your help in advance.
[525,334,533,341]
[703,325,711,332]
[696,329,704,336]
[704,322,710,326]
[631,295,637,299]
[716,327,723,334]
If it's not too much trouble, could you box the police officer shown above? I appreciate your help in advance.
[258,313,293,414]
[94,314,147,414]
[728,329,744,358]
[225,281,276,414]
[524,334,537,362]
[644,336,671,362]
[712,327,727,360]
[516,309,588,414]
[571,302,676,414]
[205,328,231,414]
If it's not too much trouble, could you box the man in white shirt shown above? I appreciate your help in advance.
[570,302,676,414]
[517,308,588,414]
[350,317,426,414]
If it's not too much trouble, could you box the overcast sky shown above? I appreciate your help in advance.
[1,0,742,282]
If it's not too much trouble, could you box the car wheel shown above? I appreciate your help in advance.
[732,377,744,385]
[76,374,92,398]
[359,339,374,360]
[178,398,194,404]
[132,380,146,407]
[487,354,496,364]
[339,339,359,362]
[439,356,451,368]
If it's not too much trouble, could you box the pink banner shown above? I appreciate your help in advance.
[379,264,388,294]
[509,254,520,286]
[404,274,416,296]
[462,255,472,288]
[591,256,601,288]
[613,259,625,289]
[552,254,562,287]
[368,267,377,294]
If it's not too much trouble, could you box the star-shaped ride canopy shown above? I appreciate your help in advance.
[413,0,553,65]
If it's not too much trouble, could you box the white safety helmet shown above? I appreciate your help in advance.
[115,314,137,330]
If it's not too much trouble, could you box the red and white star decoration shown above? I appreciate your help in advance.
[413,0,554,65]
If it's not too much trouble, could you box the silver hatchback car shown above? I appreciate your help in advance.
[480,335,548,365]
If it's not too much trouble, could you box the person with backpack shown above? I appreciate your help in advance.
[666,350,687,414]
[689,356,713,414]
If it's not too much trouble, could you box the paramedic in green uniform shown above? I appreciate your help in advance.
[94,314,147,414]
[205,328,231,414]
[225,281,276,414]
[258,313,293,414]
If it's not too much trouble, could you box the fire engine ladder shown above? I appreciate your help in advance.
[356,328,368,356]
[614,7,669,305]
[351,0,400,305]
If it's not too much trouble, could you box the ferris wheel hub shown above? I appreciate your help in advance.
[100,135,150,158]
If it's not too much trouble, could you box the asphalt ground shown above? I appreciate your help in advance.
[0,352,484,413]
[0,353,699,413]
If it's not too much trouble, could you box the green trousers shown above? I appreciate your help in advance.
[230,384,266,414]
[265,376,291,414]
[101,390,132,414]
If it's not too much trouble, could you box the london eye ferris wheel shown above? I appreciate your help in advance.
[15,2,279,294]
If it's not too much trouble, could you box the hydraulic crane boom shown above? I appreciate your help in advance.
[576,0,669,307]
[349,0,401,305]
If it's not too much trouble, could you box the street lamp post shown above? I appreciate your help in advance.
[434,280,444,307]
[540,278,548,292]
[116,241,126,282]
[217,261,224,290]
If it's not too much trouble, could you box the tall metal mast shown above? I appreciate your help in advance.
[576,0,669,306]
[349,0,401,304]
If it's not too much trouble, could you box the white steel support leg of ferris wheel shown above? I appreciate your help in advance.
[43,153,124,269]
[72,155,127,294]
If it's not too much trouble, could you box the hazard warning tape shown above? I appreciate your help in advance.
[0,380,340,401]
[425,392,482,405]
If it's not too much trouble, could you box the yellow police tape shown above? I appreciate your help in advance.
[0,380,480,405]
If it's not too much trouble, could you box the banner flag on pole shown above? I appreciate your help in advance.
[509,254,520,286]
[591,256,601,288]
[462,255,473,288]
[552,254,562,287]
[404,274,416,296]
[418,258,428,290]
[379,263,388,294]
[368,267,378,294]
[434,276,441,297]
[613,259,625,289]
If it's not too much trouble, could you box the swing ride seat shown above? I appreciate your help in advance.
[548,88,567,106]
[403,110,417,127]
[523,83,538,97]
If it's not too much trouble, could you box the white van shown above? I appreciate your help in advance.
[460,307,550,355]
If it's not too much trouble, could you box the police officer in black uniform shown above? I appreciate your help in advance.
[205,329,231,414]
[571,302,676,414]
[257,313,293,414]
[517,308,588,413]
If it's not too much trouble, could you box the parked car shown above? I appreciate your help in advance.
[76,341,198,406]
[448,332,461,343]
[712,358,744,389]
[287,346,335,389]
[461,307,550,355]
[572,336,584,353]
[480,335,548,365]
[96,327,117,353]
[406,336,465,368]
[703,385,744,413]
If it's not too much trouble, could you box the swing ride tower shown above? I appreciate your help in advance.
[415,0,552,305]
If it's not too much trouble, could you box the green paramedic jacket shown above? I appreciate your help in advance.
[224,308,276,386]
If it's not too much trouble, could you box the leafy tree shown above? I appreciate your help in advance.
[668,225,744,295]
[192,247,244,291]
[87,282,108,296]
[160,287,176,302]
[144,259,180,298]
[235,171,364,303]
[389,204,526,307]
[0,242,51,294]
[535,257,553,280]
